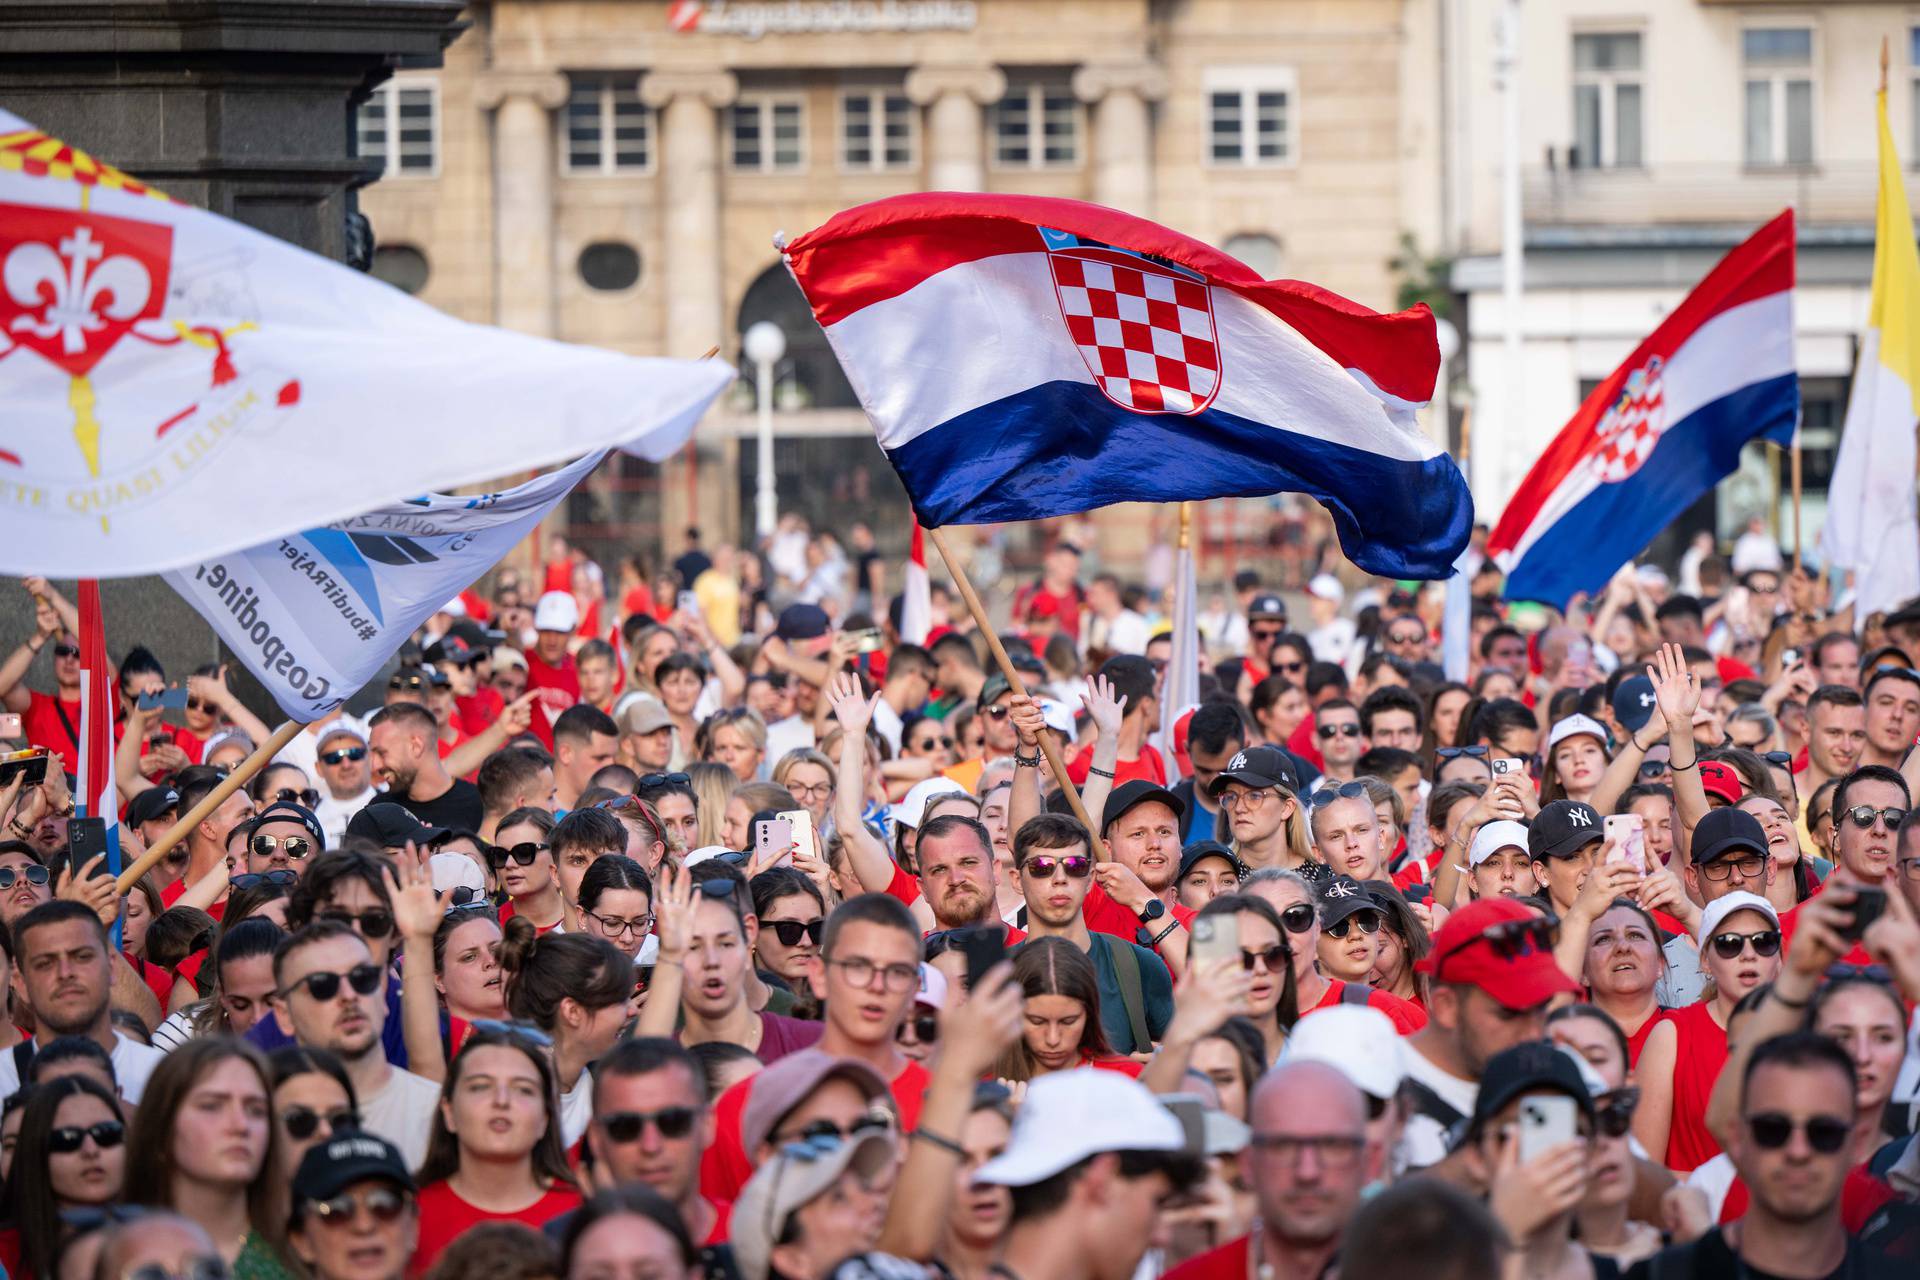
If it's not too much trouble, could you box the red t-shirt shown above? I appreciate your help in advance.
[1286,714,1324,771]
[455,688,505,738]
[1085,1053,1146,1077]
[1662,1001,1729,1173]
[1626,1012,1664,1068]
[524,651,580,702]
[1778,885,1876,967]
[23,689,82,775]
[1065,742,1167,787]
[497,900,561,935]
[1162,1233,1250,1280]
[700,1056,931,1203]
[1309,980,1426,1034]
[1083,882,1195,954]
[409,1180,581,1276]
[158,877,226,923]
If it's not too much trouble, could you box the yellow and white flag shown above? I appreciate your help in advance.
[1827,88,1920,615]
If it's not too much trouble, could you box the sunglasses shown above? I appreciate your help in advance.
[320,908,395,940]
[1250,626,1287,641]
[1316,723,1363,741]
[601,1106,702,1143]
[897,1010,940,1044]
[283,963,383,1002]
[1708,929,1781,960]
[492,842,549,868]
[1022,854,1093,879]
[1825,963,1894,984]
[125,1260,229,1280]
[1278,903,1317,934]
[231,870,298,892]
[52,642,80,659]
[1387,632,1426,646]
[469,1018,555,1048]
[767,918,825,948]
[1843,805,1908,830]
[912,735,954,751]
[186,697,212,713]
[778,1113,894,1146]
[1436,916,1558,968]
[1309,781,1369,809]
[48,1120,125,1153]
[0,865,49,890]
[1324,911,1384,940]
[637,772,692,789]
[309,1186,411,1228]
[1760,751,1795,769]
[1437,746,1490,761]
[250,834,313,861]
[320,746,368,765]
[1596,1087,1640,1138]
[1275,660,1306,674]
[1746,1111,1851,1154]
[1637,760,1670,779]
[388,673,430,690]
[282,1106,359,1141]
[983,705,1012,721]
[269,787,322,808]
[1240,944,1289,972]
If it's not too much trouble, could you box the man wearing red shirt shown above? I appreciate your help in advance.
[1012,540,1085,645]
[913,814,1025,941]
[1065,655,1166,787]
[1778,765,1909,966]
[1242,592,1289,686]
[0,583,83,774]
[524,592,582,707]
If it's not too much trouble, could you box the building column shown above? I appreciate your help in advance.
[1072,61,1167,217]
[477,72,569,338]
[905,64,1006,191]
[641,70,740,357]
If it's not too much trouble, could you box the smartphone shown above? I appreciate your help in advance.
[1603,814,1646,871]
[1491,757,1528,777]
[1188,913,1240,969]
[850,629,887,654]
[0,713,20,740]
[677,590,700,615]
[776,808,816,864]
[68,816,111,878]
[954,924,1007,988]
[1781,649,1801,668]
[136,688,191,712]
[753,817,794,865]
[1839,886,1888,942]
[0,748,49,788]
[1517,1094,1578,1163]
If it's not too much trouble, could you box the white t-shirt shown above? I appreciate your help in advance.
[765,714,817,764]
[871,701,904,756]
[560,1068,593,1148]
[362,1066,442,1172]
[1396,1041,1478,1173]
[0,1032,164,1105]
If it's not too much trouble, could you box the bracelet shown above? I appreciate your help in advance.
[911,1126,966,1157]
[1149,919,1180,946]
[1768,985,1810,1010]
[25,638,42,653]
[1086,764,1115,780]
[1670,758,1698,772]
[1013,751,1042,769]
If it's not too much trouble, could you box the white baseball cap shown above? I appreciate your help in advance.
[891,776,968,831]
[491,646,528,672]
[683,845,736,868]
[975,1069,1185,1187]
[1547,713,1609,754]
[428,852,486,897]
[1468,819,1532,868]
[1035,699,1078,738]
[438,596,468,618]
[914,963,948,1011]
[1697,890,1779,946]
[1278,1004,1406,1102]
[1307,573,1345,604]
[533,591,579,633]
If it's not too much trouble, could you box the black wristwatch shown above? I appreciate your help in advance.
[1139,898,1166,922]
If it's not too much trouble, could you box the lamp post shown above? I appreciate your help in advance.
[743,320,787,542]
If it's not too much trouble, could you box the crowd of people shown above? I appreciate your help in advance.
[0,522,1917,1280]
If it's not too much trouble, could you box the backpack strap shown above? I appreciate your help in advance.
[1340,981,1372,1007]
[1097,933,1152,1054]
[11,1037,35,1082]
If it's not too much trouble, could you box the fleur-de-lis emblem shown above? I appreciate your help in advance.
[5,225,152,357]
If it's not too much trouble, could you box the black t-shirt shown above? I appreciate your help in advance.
[398,777,483,833]
[1624,1227,1903,1280]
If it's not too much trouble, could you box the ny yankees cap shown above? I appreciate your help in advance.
[1611,675,1658,734]
[1529,799,1604,861]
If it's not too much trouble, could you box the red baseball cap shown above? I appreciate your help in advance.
[1699,760,1743,806]
[1417,898,1579,1011]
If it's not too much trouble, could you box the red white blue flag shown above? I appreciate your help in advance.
[781,194,1473,578]
[1490,211,1799,607]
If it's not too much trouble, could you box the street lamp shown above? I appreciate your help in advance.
[743,321,787,542]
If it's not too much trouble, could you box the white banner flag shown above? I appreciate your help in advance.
[165,452,621,721]
[0,110,732,576]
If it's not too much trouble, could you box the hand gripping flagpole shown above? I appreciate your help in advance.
[115,718,307,894]
[923,526,1113,862]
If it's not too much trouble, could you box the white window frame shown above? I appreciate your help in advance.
[358,77,440,179]
[1570,31,1644,169]
[988,76,1081,171]
[836,86,917,173]
[562,74,655,176]
[1202,67,1300,169]
[1742,26,1816,169]
[730,95,808,173]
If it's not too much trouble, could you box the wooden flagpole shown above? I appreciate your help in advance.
[1178,501,1192,553]
[924,526,1112,861]
[116,718,306,893]
[1791,439,1804,573]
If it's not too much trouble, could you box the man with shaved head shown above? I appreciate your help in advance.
[1163,1060,1374,1279]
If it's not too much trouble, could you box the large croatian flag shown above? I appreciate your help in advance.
[1490,211,1799,607]
[781,194,1473,578]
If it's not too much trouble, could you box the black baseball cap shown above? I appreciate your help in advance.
[289,1134,414,1222]
[1470,1041,1595,1138]
[1101,779,1185,835]
[424,634,479,667]
[1098,654,1157,710]
[1177,840,1248,883]
[1528,800,1604,861]
[1611,675,1658,734]
[345,802,447,850]
[1690,807,1770,867]
[1317,874,1379,927]
[776,604,831,642]
[1247,593,1288,622]
[1205,745,1300,797]
[977,673,1013,712]
[245,801,325,847]
[126,787,180,827]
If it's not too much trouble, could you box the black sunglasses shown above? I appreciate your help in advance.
[1309,781,1369,809]
[1316,724,1363,741]
[897,1010,940,1043]
[268,787,322,808]
[48,1120,125,1153]
[320,908,395,940]
[283,963,384,1002]
[1637,760,1670,779]
[1825,963,1894,984]
[636,772,692,789]
[1843,805,1908,830]
[1708,929,1781,960]
[767,918,825,948]
[0,865,50,890]
[600,1106,701,1142]
[1278,903,1317,934]
[491,842,549,868]
[1240,944,1289,972]
[1596,1087,1639,1138]
[1760,751,1795,769]
[310,1186,411,1227]
[1746,1111,1850,1154]
[320,746,368,765]
[282,1106,359,1141]
[1325,911,1384,940]
[1437,746,1490,761]
[231,870,298,892]
[52,642,80,659]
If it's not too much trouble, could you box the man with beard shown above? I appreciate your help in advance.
[914,814,1025,941]
[0,900,164,1101]
[366,701,483,832]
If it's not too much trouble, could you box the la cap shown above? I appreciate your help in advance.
[1697,890,1779,945]
[975,1068,1185,1187]
[1204,745,1300,797]
[1100,779,1185,836]
[1528,800,1604,861]
[533,591,579,634]
[1468,819,1531,868]
[1246,593,1288,622]
[1416,898,1580,1011]
[740,1050,894,1158]
[1690,807,1769,867]
[1278,1004,1406,1102]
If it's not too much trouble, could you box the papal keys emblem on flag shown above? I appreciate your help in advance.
[1040,226,1222,416]
[1587,355,1667,485]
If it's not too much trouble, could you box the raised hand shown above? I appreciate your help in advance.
[940,961,1025,1080]
[1163,956,1253,1048]
[498,691,537,737]
[1646,643,1700,729]
[1081,673,1127,741]
[386,841,447,941]
[651,860,696,962]
[1007,694,1045,748]
[827,671,878,735]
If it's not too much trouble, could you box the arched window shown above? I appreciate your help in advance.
[1221,232,1283,279]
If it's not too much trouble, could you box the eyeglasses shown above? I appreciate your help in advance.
[491,842,549,868]
[1700,854,1768,883]
[1021,854,1092,879]
[281,1106,359,1141]
[320,908,395,940]
[1708,929,1781,960]
[767,918,825,948]
[230,870,298,892]
[1248,1132,1366,1168]
[897,1010,940,1044]
[1240,944,1289,972]
[269,787,322,808]
[1596,1087,1640,1139]
[826,956,920,992]
[320,746,368,765]
[124,1259,229,1280]
[1746,1112,1851,1154]
[1316,724,1363,741]
[0,865,50,890]
[52,642,80,659]
[283,963,384,1002]
[1217,788,1278,813]
[587,910,654,938]
[1278,903,1317,934]
[468,1018,556,1048]
[1843,805,1908,830]
[777,1113,895,1146]
[1324,911,1384,940]
[1900,856,1920,882]
[309,1186,411,1228]
[48,1120,125,1153]
[600,1106,702,1143]
[250,834,313,861]
[636,772,692,790]
[1309,781,1369,809]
